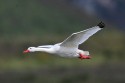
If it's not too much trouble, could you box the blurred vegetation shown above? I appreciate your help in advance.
[0,0,125,83]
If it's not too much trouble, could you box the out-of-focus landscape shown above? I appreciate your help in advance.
[0,0,125,83]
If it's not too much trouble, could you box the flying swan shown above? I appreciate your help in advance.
[24,22,105,60]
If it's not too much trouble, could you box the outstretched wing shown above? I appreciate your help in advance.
[60,26,104,48]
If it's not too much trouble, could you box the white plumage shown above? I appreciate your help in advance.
[24,22,105,59]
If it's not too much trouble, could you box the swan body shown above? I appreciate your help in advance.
[24,22,105,59]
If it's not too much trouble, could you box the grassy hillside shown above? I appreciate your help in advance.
[0,0,125,83]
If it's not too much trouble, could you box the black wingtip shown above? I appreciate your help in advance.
[97,22,105,28]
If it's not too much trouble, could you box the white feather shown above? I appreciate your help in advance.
[60,26,102,48]
[24,22,104,58]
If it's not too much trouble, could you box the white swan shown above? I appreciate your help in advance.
[23,22,105,59]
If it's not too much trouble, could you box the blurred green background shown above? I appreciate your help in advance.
[0,0,125,83]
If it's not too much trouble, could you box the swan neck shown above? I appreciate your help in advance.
[35,48,54,53]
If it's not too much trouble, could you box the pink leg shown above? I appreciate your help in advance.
[78,53,91,60]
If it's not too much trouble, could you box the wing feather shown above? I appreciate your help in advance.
[60,26,102,48]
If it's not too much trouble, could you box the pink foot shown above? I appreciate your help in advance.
[78,53,91,60]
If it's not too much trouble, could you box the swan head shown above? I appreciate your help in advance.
[23,47,36,53]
